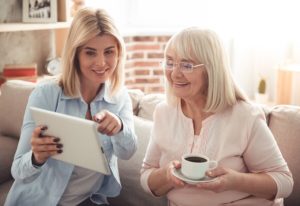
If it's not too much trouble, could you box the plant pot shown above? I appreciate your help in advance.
[255,93,268,104]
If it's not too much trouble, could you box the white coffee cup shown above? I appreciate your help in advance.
[181,154,218,180]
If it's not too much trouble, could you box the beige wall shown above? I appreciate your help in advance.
[0,0,55,75]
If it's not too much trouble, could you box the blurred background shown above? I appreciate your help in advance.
[1,0,300,105]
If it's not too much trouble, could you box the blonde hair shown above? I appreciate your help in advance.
[165,27,248,112]
[59,8,125,97]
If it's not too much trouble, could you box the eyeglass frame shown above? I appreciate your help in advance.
[160,60,205,73]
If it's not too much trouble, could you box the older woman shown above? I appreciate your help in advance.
[5,8,137,206]
[140,27,293,206]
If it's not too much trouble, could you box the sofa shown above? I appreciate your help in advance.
[0,80,299,206]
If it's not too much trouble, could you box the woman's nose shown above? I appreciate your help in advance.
[95,55,105,66]
[171,65,183,77]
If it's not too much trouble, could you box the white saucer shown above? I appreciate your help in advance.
[171,168,217,185]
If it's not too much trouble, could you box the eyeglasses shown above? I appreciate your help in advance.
[161,60,205,73]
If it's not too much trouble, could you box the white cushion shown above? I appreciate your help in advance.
[138,94,165,121]
[0,80,36,138]
[128,89,144,115]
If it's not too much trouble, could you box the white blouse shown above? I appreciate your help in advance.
[141,100,293,206]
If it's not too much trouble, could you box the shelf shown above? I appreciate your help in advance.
[0,22,71,33]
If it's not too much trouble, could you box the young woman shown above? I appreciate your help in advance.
[5,8,137,206]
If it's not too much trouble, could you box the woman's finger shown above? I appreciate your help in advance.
[31,125,62,165]
[206,166,227,177]
[95,111,122,135]
[172,160,181,169]
[33,144,62,152]
[94,110,107,123]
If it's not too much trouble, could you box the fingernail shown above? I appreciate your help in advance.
[53,137,60,142]
[39,132,44,138]
[57,150,63,153]
[56,144,63,148]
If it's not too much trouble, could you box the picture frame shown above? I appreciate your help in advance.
[23,0,57,23]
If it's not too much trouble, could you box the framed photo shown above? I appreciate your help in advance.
[23,0,57,23]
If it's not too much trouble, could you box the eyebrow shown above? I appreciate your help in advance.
[83,47,96,51]
[104,46,116,50]
[165,55,173,60]
[165,55,190,62]
[83,45,116,51]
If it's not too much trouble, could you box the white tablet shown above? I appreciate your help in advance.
[30,107,111,175]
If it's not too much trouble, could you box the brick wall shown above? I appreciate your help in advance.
[124,35,171,94]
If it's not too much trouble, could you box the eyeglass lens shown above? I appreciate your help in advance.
[164,60,193,72]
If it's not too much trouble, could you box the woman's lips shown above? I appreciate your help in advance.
[173,82,189,87]
[92,69,108,75]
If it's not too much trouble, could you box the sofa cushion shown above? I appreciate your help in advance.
[0,80,35,138]
[0,179,14,206]
[268,105,300,206]
[138,93,165,121]
[128,89,144,115]
[109,116,167,206]
[0,135,18,184]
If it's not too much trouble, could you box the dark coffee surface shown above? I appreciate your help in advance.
[185,156,207,163]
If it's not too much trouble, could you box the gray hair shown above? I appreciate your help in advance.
[164,27,248,112]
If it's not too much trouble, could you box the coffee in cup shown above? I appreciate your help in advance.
[181,154,217,180]
[184,156,207,163]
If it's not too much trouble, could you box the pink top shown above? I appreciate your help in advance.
[140,101,293,206]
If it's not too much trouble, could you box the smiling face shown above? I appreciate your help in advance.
[165,48,208,103]
[77,34,119,90]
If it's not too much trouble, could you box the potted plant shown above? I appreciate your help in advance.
[255,77,268,103]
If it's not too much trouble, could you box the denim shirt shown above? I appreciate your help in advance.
[5,81,137,206]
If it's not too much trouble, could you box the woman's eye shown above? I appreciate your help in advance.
[105,50,115,55]
[166,60,174,67]
[86,51,96,56]
[180,62,193,70]
[182,63,192,69]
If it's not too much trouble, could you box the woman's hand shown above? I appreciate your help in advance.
[195,166,239,192]
[31,126,63,166]
[166,160,186,188]
[148,160,186,196]
[94,110,123,136]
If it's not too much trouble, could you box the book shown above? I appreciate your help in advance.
[2,64,38,82]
